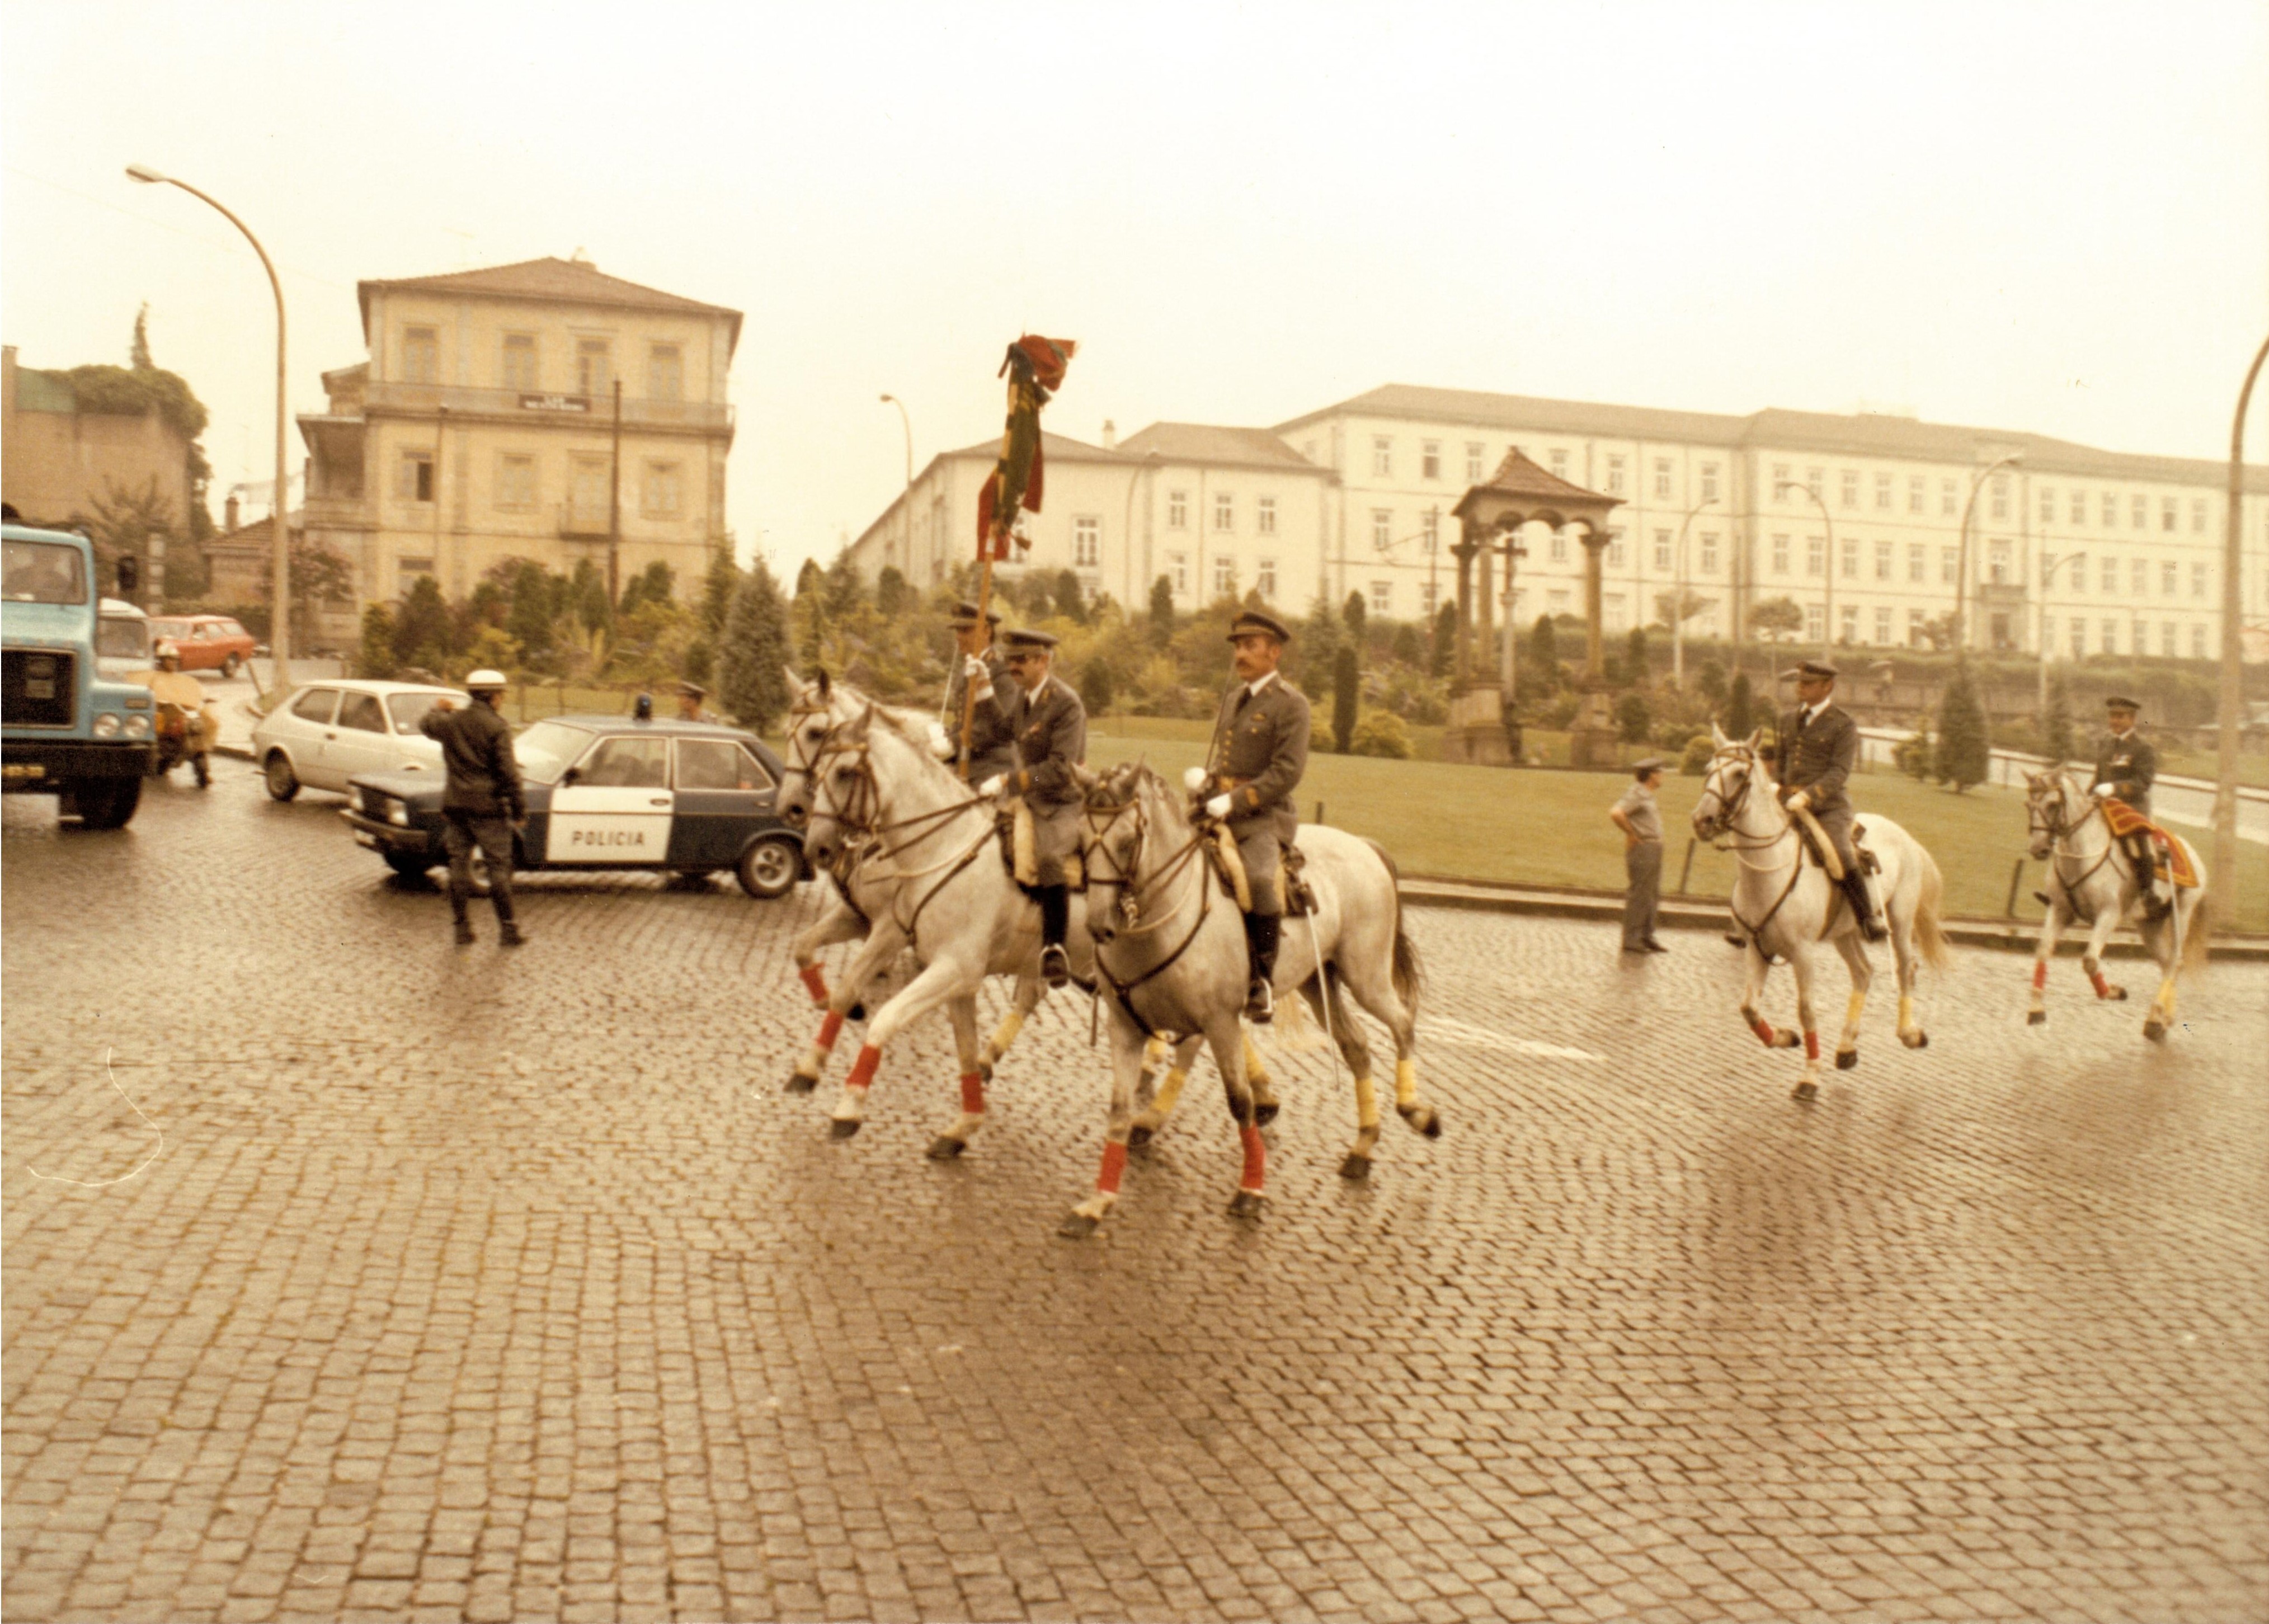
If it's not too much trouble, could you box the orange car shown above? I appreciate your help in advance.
[147,614,257,677]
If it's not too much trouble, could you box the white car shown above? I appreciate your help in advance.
[250,679,468,800]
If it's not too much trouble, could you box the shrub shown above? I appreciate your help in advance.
[1331,646,1359,754]
[1348,709,1412,759]
[1616,691,1651,743]
[1934,662,1990,791]
[1894,724,1932,780]
[1680,733,1715,775]
[1078,658,1116,716]
[357,604,397,680]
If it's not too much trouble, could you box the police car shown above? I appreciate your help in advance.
[341,714,808,898]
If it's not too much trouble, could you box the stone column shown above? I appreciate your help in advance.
[1583,526,1607,679]
[1453,521,1477,690]
[1570,525,1617,769]
[1474,532,1497,692]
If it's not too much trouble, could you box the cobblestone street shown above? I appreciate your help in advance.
[5,767,2265,1623]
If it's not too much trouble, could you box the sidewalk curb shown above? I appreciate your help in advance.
[1398,879,2268,964]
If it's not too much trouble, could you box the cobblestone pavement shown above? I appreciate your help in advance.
[6,768,2265,1624]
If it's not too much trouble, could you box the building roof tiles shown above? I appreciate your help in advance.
[357,257,743,354]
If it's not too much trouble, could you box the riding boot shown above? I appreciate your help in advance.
[2125,834,2171,919]
[1037,885,1070,987]
[1242,911,1280,1023]
[1843,870,1887,942]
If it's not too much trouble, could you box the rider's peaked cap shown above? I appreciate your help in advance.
[1632,757,1667,776]
[1226,608,1293,643]
[677,680,707,698]
[1001,626,1059,651]
[947,599,1004,628]
[2104,694,2142,711]
[1796,658,1839,679]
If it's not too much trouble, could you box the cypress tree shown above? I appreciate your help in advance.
[719,559,792,733]
[1532,614,1557,666]
[1933,661,1990,791]
[1147,575,1176,646]
[2044,672,2076,764]
[1430,602,1456,678]
[700,540,741,637]
[1054,568,1087,624]
[1331,645,1359,754]
[1625,625,1650,687]
[1341,589,1367,648]
[1725,671,1754,738]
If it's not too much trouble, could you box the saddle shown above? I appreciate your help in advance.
[1000,801,1082,889]
[2099,801,2199,889]
[1200,827,1314,916]
[1793,817,1880,879]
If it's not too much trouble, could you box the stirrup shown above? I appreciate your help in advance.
[1041,943,1070,988]
[1245,977,1274,1023]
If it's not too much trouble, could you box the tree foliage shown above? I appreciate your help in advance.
[2044,672,2076,764]
[719,558,792,733]
[1724,671,1755,738]
[1331,645,1359,755]
[1748,596,1805,639]
[1933,661,1991,791]
[1616,690,1652,743]
[1341,590,1367,648]
[60,308,215,542]
[1148,575,1176,646]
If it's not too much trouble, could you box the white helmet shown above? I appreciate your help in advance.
[154,639,181,665]
[464,669,509,693]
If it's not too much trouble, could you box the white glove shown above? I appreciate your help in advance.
[927,722,953,760]
[2090,782,2114,799]
[1181,766,1209,794]
[1786,789,1809,813]
[979,774,1006,797]
[1204,793,1232,820]
[962,655,992,695]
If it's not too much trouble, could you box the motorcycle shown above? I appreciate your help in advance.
[149,695,216,788]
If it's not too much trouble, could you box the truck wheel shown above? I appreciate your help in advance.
[384,852,433,881]
[263,752,299,802]
[737,836,802,900]
[71,779,142,830]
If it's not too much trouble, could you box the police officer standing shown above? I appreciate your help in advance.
[1775,658,1884,941]
[422,669,527,947]
[1193,608,1310,1022]
[944,599,1017,784]
[1609,757,1669,953]
[2092,694,2168,917]
[979,627,1085,987]
[674,681,719,724]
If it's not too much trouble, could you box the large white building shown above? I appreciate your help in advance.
[850,383,2269,661]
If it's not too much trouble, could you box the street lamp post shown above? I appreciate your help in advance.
[127,164,289,692]
[1671,496,1717,687]
[2215,336,2269,900]
[1953,453,2024,656]
[2036,550,2080,723]
[1776,481,1834,659]
[879,393,912,578]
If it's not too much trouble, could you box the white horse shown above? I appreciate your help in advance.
[1691,729,1950,1099]
[2022,769,2210,1042]
[1063,762,1437,1239]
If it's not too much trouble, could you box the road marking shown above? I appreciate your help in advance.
[1426,1015,1600,1062]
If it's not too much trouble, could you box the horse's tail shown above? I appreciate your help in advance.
[1910,846,1952,972]
[2180,888,2212,976]
[1364,837,1425,1010]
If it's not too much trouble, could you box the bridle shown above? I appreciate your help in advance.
[801,711,996,940]
[1696,745,1816,945]
[1080,780,1218,1024]
[2026,771,2117,896]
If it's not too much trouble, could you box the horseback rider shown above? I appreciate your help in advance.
[1775,658,1885,942]
[2092,694,2170,919]
[1193,608,1311,1023]
[978,626,1086,988]
[943,599,1017,784]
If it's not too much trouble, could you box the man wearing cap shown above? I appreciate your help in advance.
[1194,608,1311,1021]
[422,670,527,947]
[675,681,719,724]
[1776,658,1884,941]
[1609,758,1669,953]
[2092,695,2169,917]
[979,628,1085,987]
[943,600,1018,785]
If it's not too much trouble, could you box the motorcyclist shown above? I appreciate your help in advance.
[140,640,218,788]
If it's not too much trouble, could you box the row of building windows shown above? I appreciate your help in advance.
[1757,533,2216,598]
[392,448,688,519]
[396,327,686,401]
[1161,552,1280,603]
[1765,460,2218,534]
[1163,491,1278,534]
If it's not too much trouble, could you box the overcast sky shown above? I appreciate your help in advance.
[5,1,2265,587]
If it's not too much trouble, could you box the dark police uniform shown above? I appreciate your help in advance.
[421,696,525,940]
[1204,670,1310,917]
[1775,662,1881,938]
[2093,699,2167,915]
[993,627,1085,983]
[948,647,1018,784]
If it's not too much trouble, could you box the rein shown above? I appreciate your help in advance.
[1698,749,1828,945]
[2029,779,2119,908]
[803,719,999,942]
[1081,793,1218,1033]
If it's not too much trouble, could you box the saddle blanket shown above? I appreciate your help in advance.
[2099,802,2199,888]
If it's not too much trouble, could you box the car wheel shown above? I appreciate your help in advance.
[70,779,142,830]
[222,653,242,679]
[737,836,802,900]
[383,852,432,880]
[263,751,300,802]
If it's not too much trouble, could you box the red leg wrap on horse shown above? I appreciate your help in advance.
[2089,971,2112,998]
[845,1044,881,1094]
[1096,1140,1127,1195]
[1750,1018,1777,1047]
[1240,1126,1267,1192]
[959,1072,985,1116]
[799,964,828,1005]
[2032,961,2047,990]
[1803,1032,1820,1062]
[816,1011,845,1051]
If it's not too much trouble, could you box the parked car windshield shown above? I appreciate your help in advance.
[3,539,87,604]
[386,690,459,732]
[510,720,594,785]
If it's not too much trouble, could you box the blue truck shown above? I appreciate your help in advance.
[3,520,157,827]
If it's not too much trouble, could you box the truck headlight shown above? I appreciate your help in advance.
[386,798,410,827]
[92,712,122,739]
[124,714,151,739]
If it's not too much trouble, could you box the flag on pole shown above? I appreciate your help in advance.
[977,335,1076,561]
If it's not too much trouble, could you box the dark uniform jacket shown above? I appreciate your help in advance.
[1000,674,1086,806]
[947,648,1018,782]
[1207,675,1311,839]
[421,702,525,820]
[2092,730,2157,818]
[1774,702,1858,816]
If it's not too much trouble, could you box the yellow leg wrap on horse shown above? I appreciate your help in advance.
[1353,1071,1380,1131]
[1242,1032,1271,1087]
[1395,1058,1418,1109]
[989,1010,1025,1055]
[1152,1067,1190,1117]
[1898,994,1915,1029]
[1143,1034,1169,1068]
[1845,990,1867,1029]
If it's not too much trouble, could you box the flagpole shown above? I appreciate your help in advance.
[957,547,996,780]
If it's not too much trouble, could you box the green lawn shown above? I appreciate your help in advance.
[2154,745,2269,789]
[1085,716,2269,933]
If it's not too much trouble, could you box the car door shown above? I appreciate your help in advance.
[323,690,396,786]
[544,734,672,865]
[666,736,776,868]
[276,685,340,780]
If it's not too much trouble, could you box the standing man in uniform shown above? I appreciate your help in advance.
[1776,658,1884,941]
[1609,757,1669,953]
[2091,694,2169,918]
[943,599,1018,785]
[675,681,719,724]
[979,627,1085,987]
[1193,608,1310,1022]
[421,669,528,947]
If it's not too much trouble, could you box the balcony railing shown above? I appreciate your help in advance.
[364,380,732,432]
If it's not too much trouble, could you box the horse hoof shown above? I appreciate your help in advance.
[926,1136,966,1160]
[1226,1190,1266,1221]
[2143,1020,2167,1044]
[784,1072,818,1095]
[2107,987,2129,1002]
[1914,1032,1929,1049]
[977,1059,995,1083]
[846,1002,868,1022]
[1339,1153,1372,1181]
[1253,1102,1279,1128]
[1835,1049,1858,1071]
[1398,1103,1442,1139]
[2026,1011,2046,1026]
[828,1117,862,1140]
[1057,1213,1099,1241]
[1791,1079,1818,1101]
[1901,1030,1928,1049]
[1126,1123,1154,1150]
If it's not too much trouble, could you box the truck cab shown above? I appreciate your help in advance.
[3,521,157,827]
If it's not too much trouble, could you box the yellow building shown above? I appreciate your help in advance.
[299,256,741,608]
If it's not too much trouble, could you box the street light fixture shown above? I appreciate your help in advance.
[1953,452,2024,656]
[127,163,290,693]
[1670,496,1717,688]
[879,393,912,580]
[1775,479,1835,660]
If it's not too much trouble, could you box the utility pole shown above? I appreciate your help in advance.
[608,378,623,605]
[2215,336,2268,897]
